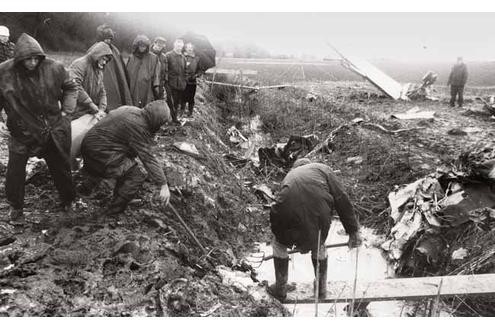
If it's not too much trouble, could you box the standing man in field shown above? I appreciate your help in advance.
[267,158,362,301]
[69,41,113,119]
[165,38,187,123]
[127,35,161,108]
[447,56,468,108]
[0,25,14,64]
[150,36,168,100]
[94,24,133,111]
[80,100,171,216]
[0,33,78,223]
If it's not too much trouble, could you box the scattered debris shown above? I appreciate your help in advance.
[226,126,248,145]
[346,156,363,165]
[403,71,439,101]
[173,142,201,157]
[384,145,495,274]
[391,107,435,120]
[258,135,319,168]
[451,248,469,261]
[253,184,276,202]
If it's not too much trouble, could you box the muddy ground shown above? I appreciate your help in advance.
[0,80,494,316]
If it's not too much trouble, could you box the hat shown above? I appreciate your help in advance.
[96,24,115,41]
[0,26,10,37]
[153,36,167,44]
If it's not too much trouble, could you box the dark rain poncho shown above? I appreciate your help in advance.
[127,35,161,108]
[92,27,133,111]
[270,163,359,252]
[0,33,77,160]
[81,100,171,185]
[69,41,113,119]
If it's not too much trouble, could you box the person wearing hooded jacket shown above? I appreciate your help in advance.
[127,35,161,108]
[80,100,171,215]
[69,41,113,120]
[267,158,362,302]
[0,33,78,223]
[93,24,133,111]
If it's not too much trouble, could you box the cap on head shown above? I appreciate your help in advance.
[0,25,9,37]
[292,158,311,168]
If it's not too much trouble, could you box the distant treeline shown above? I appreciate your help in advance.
[0,12,273,59]
[0,12,181,53]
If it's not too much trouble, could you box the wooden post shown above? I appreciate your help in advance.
[315,230,321,317]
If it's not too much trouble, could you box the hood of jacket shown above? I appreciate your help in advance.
[87,41,113,66]
[14,33,46,65]
[143,100,171,133]
[132,35,151,54]
[96,25,115,42]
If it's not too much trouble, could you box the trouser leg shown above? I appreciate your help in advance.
[43,139,75,205]
[165,84,178,122]
[113,163,146,202]
[187,84,196,114]
[458,86,464,107]
[450,86,457,107]
[6,150,29,210]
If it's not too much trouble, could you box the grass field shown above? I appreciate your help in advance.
[215,57,495,87]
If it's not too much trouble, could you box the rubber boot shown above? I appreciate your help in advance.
[312,258,328,299]
[267,257,289,302]
[104,195,130,216]
[8,208,25,226]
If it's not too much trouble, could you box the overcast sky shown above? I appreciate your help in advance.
[115,12,494,62]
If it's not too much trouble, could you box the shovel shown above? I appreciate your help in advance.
[246,242,348,268]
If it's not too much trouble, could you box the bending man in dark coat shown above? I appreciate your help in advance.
[164,39,187,123]
[81,100,171,215]
[93,24,133,111]
[447,57,468,108]
[127,35,161,108]
[0,33,78,222]
[268,158,362,301]
[69,41,113,120]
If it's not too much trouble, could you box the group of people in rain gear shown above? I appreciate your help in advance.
[0,23,207,223]
[0,23,364,302]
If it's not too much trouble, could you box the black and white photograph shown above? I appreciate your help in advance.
[1,1,495,319]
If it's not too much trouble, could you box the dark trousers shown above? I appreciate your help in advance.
[181,83,197,114]
[166,85,184,121]
[450,85,464,107]
[6,138,75,209]
[83,157,146,202]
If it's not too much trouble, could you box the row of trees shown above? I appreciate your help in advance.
[1,13,273,59]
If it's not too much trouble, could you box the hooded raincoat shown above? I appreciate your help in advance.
[0,33,78,159]
[126,35,161,108]
[270,163,359,252]
[92,26,133,111]
[69,41,113,119]
[0,33,77,209]
[81,100,171,185]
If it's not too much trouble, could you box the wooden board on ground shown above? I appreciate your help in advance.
[284,273,495,304]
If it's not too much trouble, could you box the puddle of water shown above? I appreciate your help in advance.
[251,221,422,317]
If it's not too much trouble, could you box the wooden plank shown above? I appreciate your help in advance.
[284,273,495,304]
